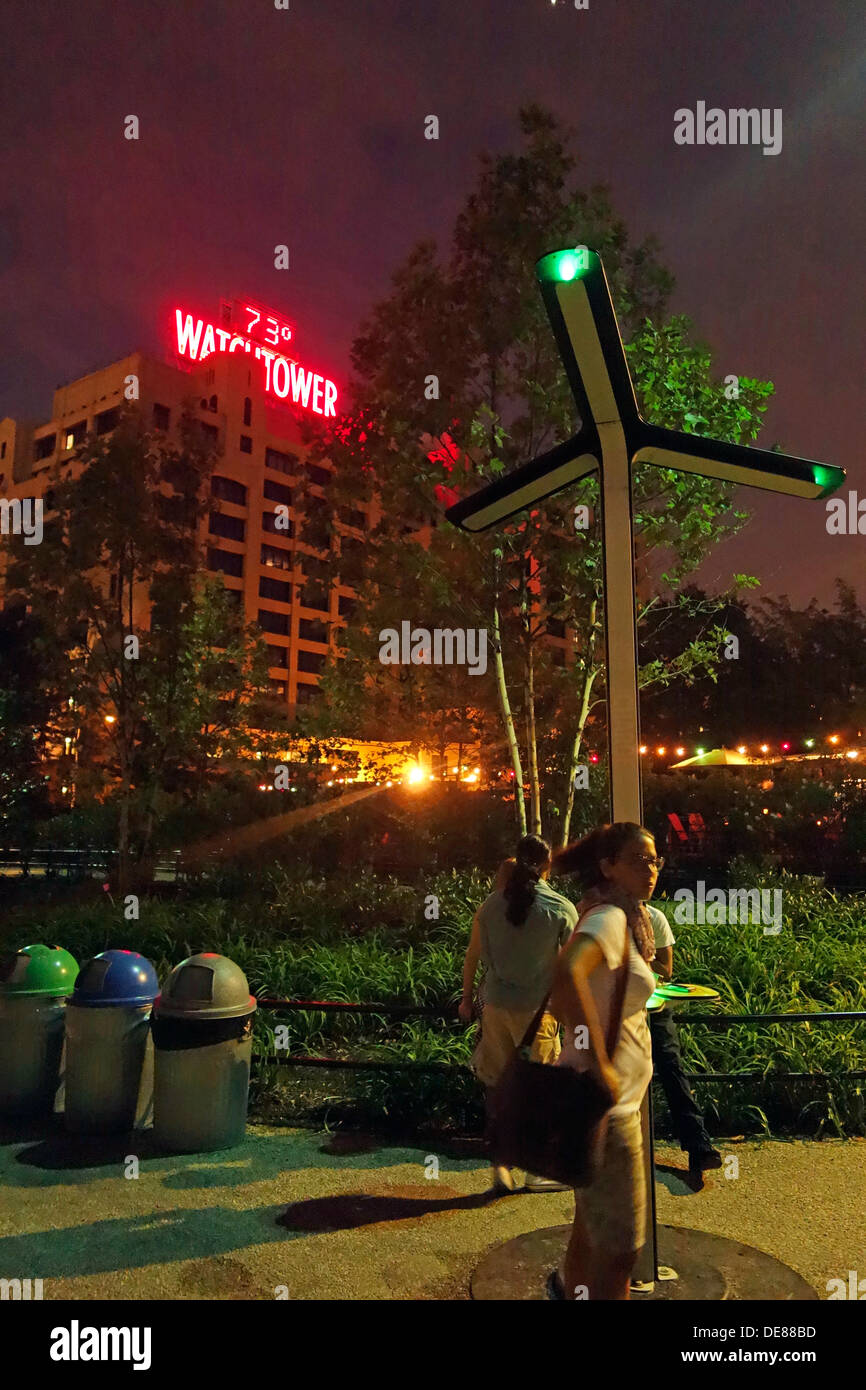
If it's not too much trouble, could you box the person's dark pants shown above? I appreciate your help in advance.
[650,1006,714,1153]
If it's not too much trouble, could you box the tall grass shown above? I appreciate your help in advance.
[2,864,864,1135]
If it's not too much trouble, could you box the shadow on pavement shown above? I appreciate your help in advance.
[2,1125,487,1187]
[279,1184,505,1233]
[0,1203,300,1279]
[655,1160,707,1195]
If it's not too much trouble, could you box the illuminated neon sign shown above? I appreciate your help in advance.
[173,301,338,417]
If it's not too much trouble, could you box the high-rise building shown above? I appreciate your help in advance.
[0,299,367,713]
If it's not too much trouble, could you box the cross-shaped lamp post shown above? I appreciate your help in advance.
[447,245,845,1291]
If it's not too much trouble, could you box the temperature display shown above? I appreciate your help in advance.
[176,304,338,417]
[225,298,294,350]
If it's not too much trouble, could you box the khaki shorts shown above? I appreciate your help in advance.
[471,1005,561,1087]
[575,1109,646,1255]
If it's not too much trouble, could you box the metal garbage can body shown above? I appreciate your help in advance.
[65,951,159,1134]
[0,945,78,1116]
[152,953,257,1153]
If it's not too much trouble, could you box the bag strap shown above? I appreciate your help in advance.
[517,914,631,1055]
[604,920,630,1057]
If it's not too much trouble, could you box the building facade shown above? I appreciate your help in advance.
[0,320,367,714]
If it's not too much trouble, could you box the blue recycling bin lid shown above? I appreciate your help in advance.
[70,950,159,1008]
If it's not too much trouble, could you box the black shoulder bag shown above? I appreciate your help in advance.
[488,923,630,1187]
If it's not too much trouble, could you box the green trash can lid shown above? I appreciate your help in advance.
[154,953,256,1020]
[0,944,79,996]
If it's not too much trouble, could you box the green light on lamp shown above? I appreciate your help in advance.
[538,247,591,282]
[812,464,843,492]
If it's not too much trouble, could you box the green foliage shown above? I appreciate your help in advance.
[3,862,864,1137]
[295,104,770,841]
[0,608,53,837]
[4,404,289,879]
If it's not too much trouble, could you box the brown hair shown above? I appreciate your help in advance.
[502,834,550,926]
[553,822,651,889]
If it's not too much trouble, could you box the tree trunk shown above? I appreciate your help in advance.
[117,744,131,898]
[137,776,162,887]
[525,637,542,836]
[560,595,602,847]
[492,601,526,835]
[560,664,599,847]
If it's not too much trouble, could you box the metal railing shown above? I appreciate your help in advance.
[252,996,866,1080]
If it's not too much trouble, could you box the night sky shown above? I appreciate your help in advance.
[1,0,863,608]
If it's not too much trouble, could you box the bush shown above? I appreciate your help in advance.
[2,857,864,1138]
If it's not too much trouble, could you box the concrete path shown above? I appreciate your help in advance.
[0,1121,863,1299]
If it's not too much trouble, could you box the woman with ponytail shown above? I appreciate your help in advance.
[545,821,666,1301]
[459,834,578,1193]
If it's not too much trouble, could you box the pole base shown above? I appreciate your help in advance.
[471,1224,819,1300]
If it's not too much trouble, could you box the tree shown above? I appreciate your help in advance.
[134,573,287,869]
[0,607,53,840]
[640,581,866,749]
[295,106,776,841]
[5,404,282,888]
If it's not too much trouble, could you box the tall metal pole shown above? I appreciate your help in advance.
[447,244,846,1296]
[597,427,657,1288]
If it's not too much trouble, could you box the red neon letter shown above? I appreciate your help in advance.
[272,357,290,398]
[290,363,312,409]
[175,311,204,359]
[199,323,216,360]
[259,346,275,392]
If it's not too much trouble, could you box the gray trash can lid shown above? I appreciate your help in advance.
[154,953,257,1020]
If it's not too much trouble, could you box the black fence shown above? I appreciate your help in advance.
[253,997,866,1081]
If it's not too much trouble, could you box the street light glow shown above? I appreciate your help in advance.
[537,247,590,283]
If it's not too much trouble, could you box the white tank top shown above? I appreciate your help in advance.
[556,904,656,1118]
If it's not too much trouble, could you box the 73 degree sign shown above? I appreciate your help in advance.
[173,302,339,417]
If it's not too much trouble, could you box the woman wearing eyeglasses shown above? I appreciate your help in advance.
[546,821,665,1300]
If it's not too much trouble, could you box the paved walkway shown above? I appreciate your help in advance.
[0,1121,863,1299]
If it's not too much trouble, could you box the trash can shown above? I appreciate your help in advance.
[151,953,257,1152]
[65,950,159,1134]
[0,945,79,1116]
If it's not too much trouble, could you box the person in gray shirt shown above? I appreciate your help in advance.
[459,834,577,1193]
